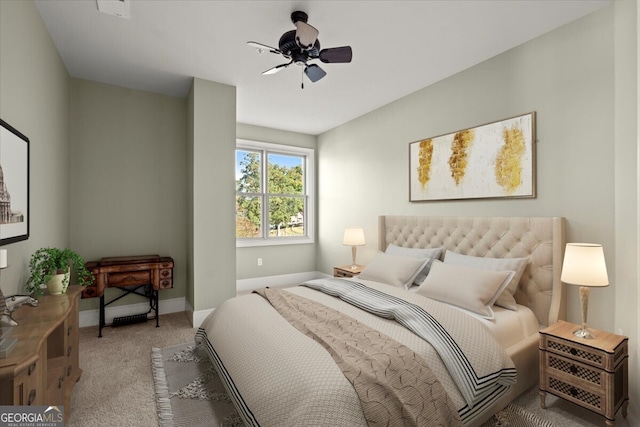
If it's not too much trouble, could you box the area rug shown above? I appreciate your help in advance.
[151,342,244,427]
[481,404,555,427]
[151,342,553,427]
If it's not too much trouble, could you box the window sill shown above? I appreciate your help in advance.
[236,237,314,248]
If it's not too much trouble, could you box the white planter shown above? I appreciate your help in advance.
[47,269,70,295]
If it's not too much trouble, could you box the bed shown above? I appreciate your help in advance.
[196,215,566,426]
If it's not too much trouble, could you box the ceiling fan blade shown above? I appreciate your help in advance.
[247,41,282,55]
[304,64,326,82]
[294,21,319,50]
[319,46,352,63]
[262,62,291,75]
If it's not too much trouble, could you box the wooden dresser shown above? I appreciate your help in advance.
[0,286,82,422]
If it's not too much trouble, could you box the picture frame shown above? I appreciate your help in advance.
[409,112,536,202]
[0,118,30,245]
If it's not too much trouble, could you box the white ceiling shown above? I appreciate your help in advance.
[34,0,611,135]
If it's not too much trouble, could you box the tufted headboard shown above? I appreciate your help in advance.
[378,216,566,326]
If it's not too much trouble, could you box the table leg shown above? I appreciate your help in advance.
[539,390,546,409]
[99,294,105,338]
[154,289,159,328]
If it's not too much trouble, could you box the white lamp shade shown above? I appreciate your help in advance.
[343,227,365,246]
[561,243,609,287]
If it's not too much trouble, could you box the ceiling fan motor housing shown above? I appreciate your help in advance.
[278,30,320,58]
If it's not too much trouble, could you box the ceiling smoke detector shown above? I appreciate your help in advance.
[96,0,130,19]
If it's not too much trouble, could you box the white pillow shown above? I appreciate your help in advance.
[443,250,528,311]
[384,245,442,286]
[357,252,429,289]
[416,260,515,319]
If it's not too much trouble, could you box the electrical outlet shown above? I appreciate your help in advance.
[257,258,263,266]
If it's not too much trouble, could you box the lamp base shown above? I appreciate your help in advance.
[573,326,595,339]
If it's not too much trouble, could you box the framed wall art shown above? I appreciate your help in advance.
[0,118,30,245]
[409,112,536,202]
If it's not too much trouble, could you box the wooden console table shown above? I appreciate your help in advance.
[82,255,174,337]
[0,286,82,423]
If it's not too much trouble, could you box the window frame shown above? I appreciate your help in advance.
[236,139,315,247]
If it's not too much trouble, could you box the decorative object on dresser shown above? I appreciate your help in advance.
[2,295,38,327]
[25,247,95,297]
[342,226,365,269]
[539,320,628,426]
[560,243,609,339]
[0,118,30,246]
[0,286,82,423]
[333,264,363,278]
[82,255,174,337]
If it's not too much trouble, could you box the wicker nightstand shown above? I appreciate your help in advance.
[333,264,364,278]
[539,320,628,426]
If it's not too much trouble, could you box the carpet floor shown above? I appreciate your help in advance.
[68,312,197,427]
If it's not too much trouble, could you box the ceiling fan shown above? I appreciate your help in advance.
[248,11,353,88]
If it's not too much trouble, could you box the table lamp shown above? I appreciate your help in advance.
[560,243,609,339]
[343,227,365,269]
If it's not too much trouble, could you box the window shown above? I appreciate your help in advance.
[235,139,314,246]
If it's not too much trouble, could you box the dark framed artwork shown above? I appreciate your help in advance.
[0,119,30,245]
[409,112,536,202]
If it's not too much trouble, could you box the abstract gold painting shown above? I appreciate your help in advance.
[409,112,536,201]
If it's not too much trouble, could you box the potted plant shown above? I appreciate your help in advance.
[26,248,95,297]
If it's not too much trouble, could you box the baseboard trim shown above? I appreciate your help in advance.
[235,271,326,294]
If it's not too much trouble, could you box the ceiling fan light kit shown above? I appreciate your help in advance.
[247,11,352,87]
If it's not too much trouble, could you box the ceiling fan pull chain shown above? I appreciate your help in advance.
[301,68,304,89]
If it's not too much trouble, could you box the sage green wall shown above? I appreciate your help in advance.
[319,8,616,329]
[235,123,317,280]
[68,79,187,310]
[0,0,70,296]
[318,4,638,415]
[188,78,236,311]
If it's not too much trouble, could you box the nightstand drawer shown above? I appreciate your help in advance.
[546,353,603,387]
[333,264,363,278]
[546,376,603,413]
[542,335,626,371]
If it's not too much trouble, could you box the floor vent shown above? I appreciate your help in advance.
[112,313,148,327]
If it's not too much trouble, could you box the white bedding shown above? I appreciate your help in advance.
[481,305,540,349]
[198,278,520,426]
[407,281,540,349]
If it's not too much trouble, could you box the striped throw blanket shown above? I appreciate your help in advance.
[302,278,517,423]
